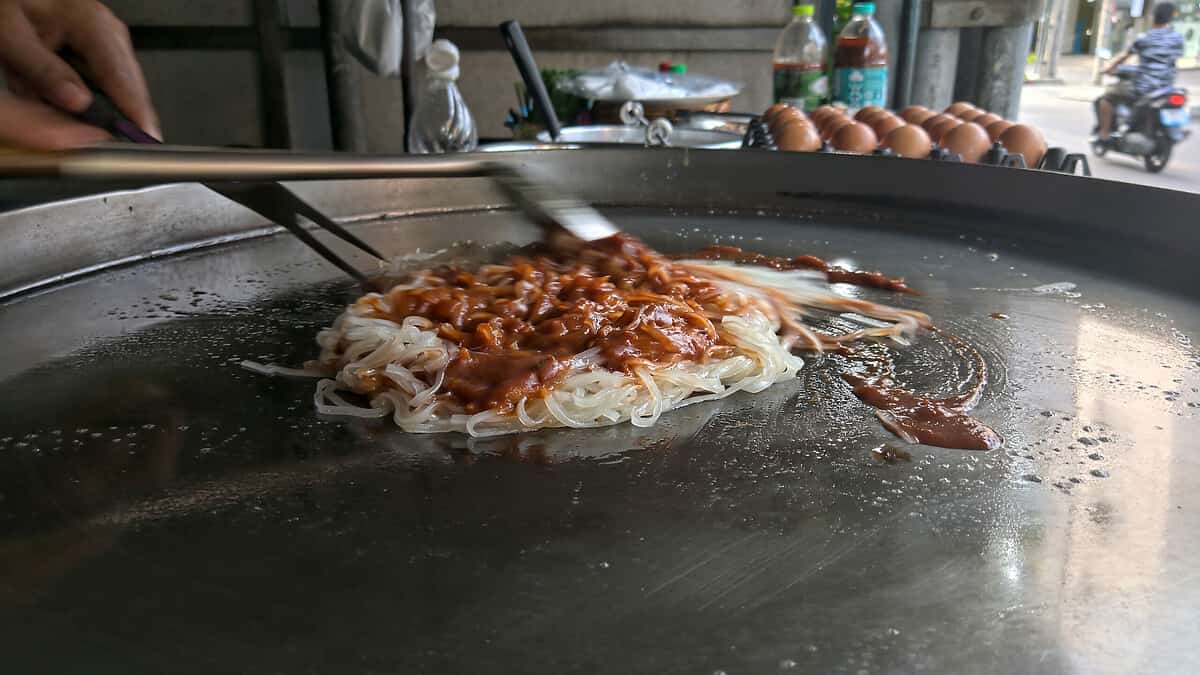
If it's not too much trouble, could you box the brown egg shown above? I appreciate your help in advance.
[854,105,886,122]
[870,114,905,139]
[975,112,1002,128]
[946,101,977,116]
[909,110,937,128]
[901,106,934,125]
[770,106,810,134]
[999,124,1047,167]
[941,122,991,162]
[812,105,842,124]
[859,109,893,127]
[929,116,964,144]
[922,113,951,132]
[763,103,791,125]
[775,118,823,152]
[831,122,878,153]
[881,124,932,158]
[812,115,833,133]
[984,119,1014,143]
[820,115,853,142]
[958,108,988,123]
[813,108,839,125]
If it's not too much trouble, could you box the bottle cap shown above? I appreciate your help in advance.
[658,62,673,72]
[425,39,460,80]
[669,64,687,74]
[853,2,876,14]
[793,4,815,17]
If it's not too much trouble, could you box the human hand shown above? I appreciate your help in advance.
[0,0,159,150]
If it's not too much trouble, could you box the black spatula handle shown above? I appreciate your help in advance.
[499,20,562,141]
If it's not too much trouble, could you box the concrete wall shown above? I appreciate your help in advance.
[102,0,794,148]
[54,2,1026,148]
[105,0,403,151]
[437,0,790,27]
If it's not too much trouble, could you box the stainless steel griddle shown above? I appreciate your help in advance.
[1,149,1199,674]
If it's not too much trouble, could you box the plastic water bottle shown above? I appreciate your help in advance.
[408,39,478,154]
[772,4,828,112]
[832,2,889,113]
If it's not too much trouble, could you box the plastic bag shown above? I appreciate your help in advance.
[341,0,436,79]
[408,40,478,154]
[560,62,742,102]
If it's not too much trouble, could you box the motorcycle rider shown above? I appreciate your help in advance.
[1096,2,1184,142]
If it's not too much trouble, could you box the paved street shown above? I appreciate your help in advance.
[1018,56,1199,193]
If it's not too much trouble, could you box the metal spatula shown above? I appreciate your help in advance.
[0,145,623,246]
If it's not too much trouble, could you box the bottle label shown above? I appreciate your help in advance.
[773,63,828,112]
[833,66,888,111]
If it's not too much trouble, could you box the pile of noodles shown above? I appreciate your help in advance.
[246,257,930,438]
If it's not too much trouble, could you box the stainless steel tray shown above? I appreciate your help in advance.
[535,124,743,149]
[0,149,1198,674]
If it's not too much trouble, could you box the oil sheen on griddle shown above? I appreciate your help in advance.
[832,2,888,113]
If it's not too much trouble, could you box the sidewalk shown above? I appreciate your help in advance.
[1027,54,1200,115]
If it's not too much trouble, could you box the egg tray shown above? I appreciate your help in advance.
[740,117,1091,176]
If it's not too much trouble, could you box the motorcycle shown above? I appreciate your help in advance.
[1092,64,1191,173]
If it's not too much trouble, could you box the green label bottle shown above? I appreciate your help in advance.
[772,4,829,111]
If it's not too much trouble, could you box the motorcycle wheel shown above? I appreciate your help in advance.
[1144,145,1171,173]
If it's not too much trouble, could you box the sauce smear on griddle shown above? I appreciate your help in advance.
[680,245,917,295]
[842,334,1002,451]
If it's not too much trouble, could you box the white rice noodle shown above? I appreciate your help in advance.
[295,262,920,437]
[238,361,326,378]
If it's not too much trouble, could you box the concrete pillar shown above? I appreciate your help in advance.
[1091,0,1113,85]
[912,28,961,110]
[1045,0,1069,80]
[954,27,983,103]
[976,22,1034,120]
[874,0,905,108]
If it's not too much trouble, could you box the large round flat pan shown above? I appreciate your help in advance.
[1,150,1198,674]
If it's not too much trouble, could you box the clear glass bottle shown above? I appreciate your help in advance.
[832,2,889,113]
[408,39,478,154]
[772,4,828,111]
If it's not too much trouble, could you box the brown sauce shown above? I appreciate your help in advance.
[364,234,738,413]
[841,335,1002,451]
[678,245,917,294]
[443,350,567,414]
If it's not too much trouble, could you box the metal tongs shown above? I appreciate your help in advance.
[71,83,390,285]
[27,83,619,286]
